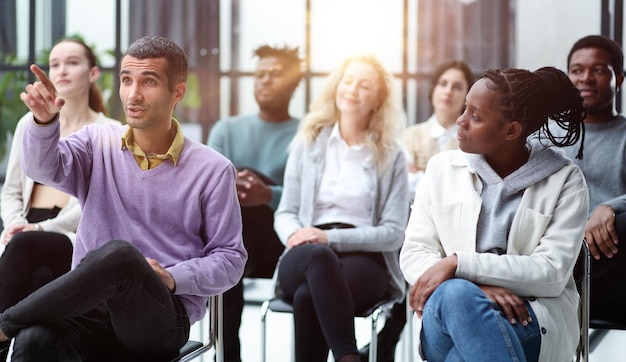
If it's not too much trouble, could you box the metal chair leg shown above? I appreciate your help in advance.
[577,240,590,362]
[260,299,270,362]
[369,306,384,362]
[178,294,222,362]
[404,288,414,362]
[216,293,224,362]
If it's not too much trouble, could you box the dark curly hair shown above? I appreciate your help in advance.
[482,67,586,159]
[253,45,302,73]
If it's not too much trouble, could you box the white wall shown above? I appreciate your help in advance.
[515,0,626,107]
[515,0,600,72]
[65,0,129,67]
[15,0,128,66]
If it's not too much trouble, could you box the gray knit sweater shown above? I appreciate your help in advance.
[557,115,626,215]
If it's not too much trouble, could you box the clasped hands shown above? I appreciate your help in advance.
[286,227,329,249]
[409,255,531,326]
[236,169,272,207]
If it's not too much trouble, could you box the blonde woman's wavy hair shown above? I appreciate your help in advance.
[293,54,406,170]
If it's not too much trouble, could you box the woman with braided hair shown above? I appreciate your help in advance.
[400,67,588,362]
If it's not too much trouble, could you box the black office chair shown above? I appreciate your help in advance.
[576,239,626,362]
[259,295,395,362]
[170,293,224,362]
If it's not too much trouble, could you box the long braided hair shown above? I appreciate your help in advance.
[482,67,586,159]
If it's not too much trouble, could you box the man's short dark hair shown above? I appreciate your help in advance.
[567,35,624,75]
[125,36,188,90]
[253,45,302,73]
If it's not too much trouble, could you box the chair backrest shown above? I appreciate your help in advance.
[575,237,626,362]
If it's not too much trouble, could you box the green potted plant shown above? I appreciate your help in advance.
[0,53,29,164]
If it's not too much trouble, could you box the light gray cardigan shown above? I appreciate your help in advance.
[0,112,120,244]
[274,126,409,302]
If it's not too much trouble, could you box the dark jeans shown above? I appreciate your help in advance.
[237,166,283,279]
[278,244,389,362]
[222,203,284,362]
[223,279,244,362]
[0,231,72,313]
[576,212,626,323]
[0,207,73,361]
[0,239,190,361]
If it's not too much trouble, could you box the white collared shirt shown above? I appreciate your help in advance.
[427,114,459,151]
[311,123,374,227]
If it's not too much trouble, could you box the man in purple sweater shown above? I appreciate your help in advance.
[0,36,247,360]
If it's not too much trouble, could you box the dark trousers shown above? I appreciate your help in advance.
[278,244,389,362]
[223,204,284,362]
[0,231,72,313]
[0,208,73,361]
[0,240,190,362]
[586,212,626,323]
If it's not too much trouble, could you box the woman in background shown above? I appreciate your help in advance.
[0,38,119,359]
[273,54,408,362]
[402,60,473,195]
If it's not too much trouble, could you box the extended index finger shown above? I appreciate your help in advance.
[30,64,56,91]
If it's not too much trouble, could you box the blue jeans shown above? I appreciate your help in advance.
[421,279,541,362]
[0,240,190,361]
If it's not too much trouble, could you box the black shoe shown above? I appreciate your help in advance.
[358,343,396,362]
[0,340,10,362]
[358,344,371,362]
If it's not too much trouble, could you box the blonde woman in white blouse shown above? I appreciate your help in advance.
[273,54,408,362]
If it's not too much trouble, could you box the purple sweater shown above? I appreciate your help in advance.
[21,116,247,324]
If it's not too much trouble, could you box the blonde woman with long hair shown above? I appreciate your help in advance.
[273,54,408,362]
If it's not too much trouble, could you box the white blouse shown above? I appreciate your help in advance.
[311,123,373,227]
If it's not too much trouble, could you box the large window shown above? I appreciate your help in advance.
[217,0,515,130]
[0,0,622,159]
